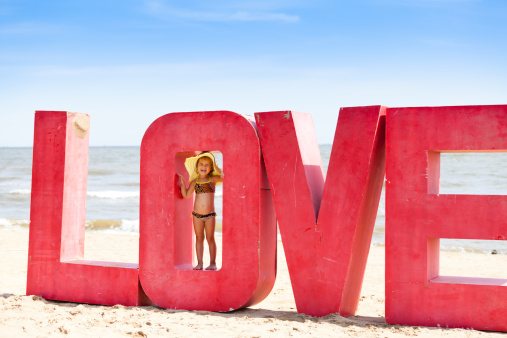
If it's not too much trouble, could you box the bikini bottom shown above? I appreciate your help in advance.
[192,211,217,222]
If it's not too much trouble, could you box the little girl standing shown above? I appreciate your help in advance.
[178,152,223,270]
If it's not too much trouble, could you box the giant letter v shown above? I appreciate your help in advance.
[255,106,386,317]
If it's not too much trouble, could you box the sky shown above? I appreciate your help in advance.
[1,0,506,146]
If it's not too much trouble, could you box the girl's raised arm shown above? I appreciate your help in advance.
[211,171,224,185]
[178,174,196,199]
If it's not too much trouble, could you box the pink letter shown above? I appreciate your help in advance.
[386,105,507,331]
[27,111,147,306]
[139,111,276,311]
[255,107,386,316]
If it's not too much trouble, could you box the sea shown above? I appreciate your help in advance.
[1,146,507,255]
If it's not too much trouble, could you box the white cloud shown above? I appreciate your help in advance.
[228,11,298,22]
[371,0,480,6]
[417,0,480,2]
[143,0,299,23]
[206,0,311,12]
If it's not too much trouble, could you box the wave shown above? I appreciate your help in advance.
[1,217,505,256]
[87,191,139,199]
[0,179,31,186]
[0,218,139,233]
[8,189,140,200]
[87,170,116,176]
[0,218,30,228]
[9,189,221,199]
[85,219,139,234]
[85,219,226,234]
[439,244,507,255]
[8,189,31,195]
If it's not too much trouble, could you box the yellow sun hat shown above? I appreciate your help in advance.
[184,152,222,183]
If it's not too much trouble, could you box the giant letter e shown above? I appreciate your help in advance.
[386,105,507,331]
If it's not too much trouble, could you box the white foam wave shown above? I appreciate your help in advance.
[87,191,139,199]
[1,180,31,187]
[0,218,30,229]
[117,219,139,233]
[8,189,220,199]
[0,218,14,227]
[9,189,31,195]
[92,219,139,234]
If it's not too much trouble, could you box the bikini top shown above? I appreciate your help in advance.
[195,180,215,194]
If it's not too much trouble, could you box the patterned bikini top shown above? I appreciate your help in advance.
[195,180,215,194]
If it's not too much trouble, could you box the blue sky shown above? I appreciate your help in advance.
[1,0,506,146]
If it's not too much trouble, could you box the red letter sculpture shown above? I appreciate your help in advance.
[386,105,507,331]
[255,106,386,316]
[139,111,276,311]
[27,111,147,306]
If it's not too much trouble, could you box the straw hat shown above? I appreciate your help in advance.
[184,152,222,182]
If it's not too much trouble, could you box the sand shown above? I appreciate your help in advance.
[1,228,505,337]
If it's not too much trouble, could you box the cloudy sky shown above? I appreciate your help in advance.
[1,0,506,146]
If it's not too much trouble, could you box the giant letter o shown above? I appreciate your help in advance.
[139,111,276,311]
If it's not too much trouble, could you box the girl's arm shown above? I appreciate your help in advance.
[211,171,224,185]
[178,174,196,199]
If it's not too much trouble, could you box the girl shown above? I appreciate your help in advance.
[178,152,223,270]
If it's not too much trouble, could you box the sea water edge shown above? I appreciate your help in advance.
[1,146,507,254]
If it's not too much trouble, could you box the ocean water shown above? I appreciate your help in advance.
[1,146,507,254]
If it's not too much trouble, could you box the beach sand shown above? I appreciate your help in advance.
[1,228,505,337]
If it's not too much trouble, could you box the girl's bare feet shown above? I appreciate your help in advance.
[205,263,217,271]
[193,264,203,270]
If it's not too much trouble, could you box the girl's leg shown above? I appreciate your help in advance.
[193,217,205,270]
[204,217,217,270]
